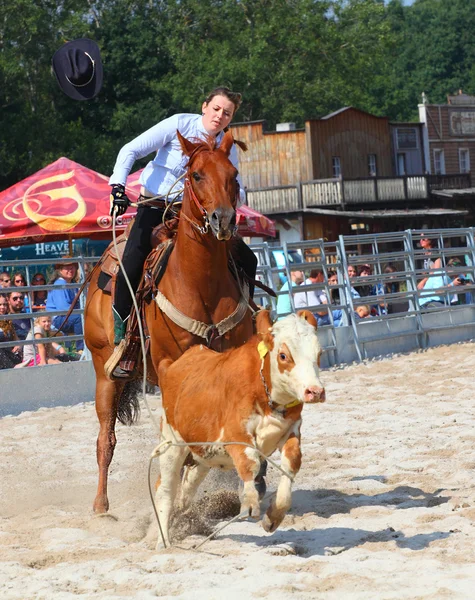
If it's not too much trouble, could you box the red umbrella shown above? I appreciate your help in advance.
[0,157,137,247]
[0,158,275,248]
[127,169,276,237]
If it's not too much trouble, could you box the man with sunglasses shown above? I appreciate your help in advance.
[8,291,31,342]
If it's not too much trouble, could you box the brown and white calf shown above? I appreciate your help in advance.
[156,309,325,546]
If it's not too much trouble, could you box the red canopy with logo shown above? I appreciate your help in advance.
[0,157,275,247]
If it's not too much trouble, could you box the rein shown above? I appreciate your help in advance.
[183,177,210,234]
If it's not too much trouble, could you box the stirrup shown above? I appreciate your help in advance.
[104,339,128,380]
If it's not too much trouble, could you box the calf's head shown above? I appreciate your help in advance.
[257,309,325,406]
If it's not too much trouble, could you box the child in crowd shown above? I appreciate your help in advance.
[19,315,67,367]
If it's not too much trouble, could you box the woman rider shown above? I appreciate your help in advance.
[108,86,256,348]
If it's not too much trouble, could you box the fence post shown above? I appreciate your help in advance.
[340,176,346,210]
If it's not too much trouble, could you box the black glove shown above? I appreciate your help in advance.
[109,184,130,217]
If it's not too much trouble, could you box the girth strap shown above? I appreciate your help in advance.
[154,281,250,345]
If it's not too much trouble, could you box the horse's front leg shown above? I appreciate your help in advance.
[226,439,261,519]
[262,430,301,533]
[93,374,121,513]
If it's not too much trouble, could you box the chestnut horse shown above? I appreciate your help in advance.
[84,130,254,514]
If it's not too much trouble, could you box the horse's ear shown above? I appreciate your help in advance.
[296,310,318,330]
[256,309,275,350]
[177,130,198,157]
[219,130,235,156]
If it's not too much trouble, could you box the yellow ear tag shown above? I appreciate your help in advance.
[258,341,269,360]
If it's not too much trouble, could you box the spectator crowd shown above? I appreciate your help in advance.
[0,260,84,370]
[276,232,474,326]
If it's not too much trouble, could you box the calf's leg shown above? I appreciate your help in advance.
[227,443,261,518]
[155,428,189,547]
[178,461,210,512]
[262,433,301,533]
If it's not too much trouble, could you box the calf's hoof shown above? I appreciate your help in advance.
[262,513,277,533]
[241,500,260,519]
[262,504,286,533]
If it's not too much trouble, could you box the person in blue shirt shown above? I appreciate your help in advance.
[46,261,83,351]
[107,86,255,349]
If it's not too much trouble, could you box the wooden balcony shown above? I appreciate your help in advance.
[245,174,471,215]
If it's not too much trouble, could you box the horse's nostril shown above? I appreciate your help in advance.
[211,211,219,222]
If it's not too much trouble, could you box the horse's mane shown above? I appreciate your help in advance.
[186,134,248,167]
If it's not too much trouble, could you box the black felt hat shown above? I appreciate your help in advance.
[52,38,103,101]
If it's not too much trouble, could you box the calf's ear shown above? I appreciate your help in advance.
[296,310,318,330]
[255,309,274,349]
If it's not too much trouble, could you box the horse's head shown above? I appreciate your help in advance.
[177,130,241,241]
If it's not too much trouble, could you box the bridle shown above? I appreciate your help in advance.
[182,177,211,235]
[177,145,239,237]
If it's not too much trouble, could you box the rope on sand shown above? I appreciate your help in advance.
[148,439,294,551]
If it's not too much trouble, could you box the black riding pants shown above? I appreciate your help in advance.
[114,206,164,320]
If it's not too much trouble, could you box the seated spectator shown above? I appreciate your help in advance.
[419,270,464,309]
[354,264,373,297]
[12,271,30,310]
[31,272,48,311]
[294,268,326,310]
[315,270,344,327]
[8,291,31,343]
[0,294,22,369]
[417,233,442,290]
[46,260,83,351]
[276,268,304,316]
[446,257,471,305]
[347,265,361,299]
[354,304,372,320]
[0,272,11,289]
[383,263,400,294]
[19,315,68,367]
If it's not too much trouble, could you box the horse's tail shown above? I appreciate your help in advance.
[117,379,141,426]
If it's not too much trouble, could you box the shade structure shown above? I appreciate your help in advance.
[127,169,276,238]
[0,158,275,248]
[0,157,138,247]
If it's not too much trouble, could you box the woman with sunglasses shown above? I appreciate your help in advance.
[31,273,48,311]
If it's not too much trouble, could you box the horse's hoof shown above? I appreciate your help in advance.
[93,497,109,514]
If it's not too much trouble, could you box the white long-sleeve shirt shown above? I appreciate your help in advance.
[109,113,244,204]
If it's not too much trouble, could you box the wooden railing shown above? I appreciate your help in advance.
[245,173,470,214]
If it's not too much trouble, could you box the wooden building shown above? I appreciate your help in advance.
[419,90,475,180]
[232,105,470,243]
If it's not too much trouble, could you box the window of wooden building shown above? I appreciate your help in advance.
[396,128,418,149]
[397,153,406,176]
[459,148,470,173]
[332,156,341,178]
[368,154,377,177]
[433,149,445,175]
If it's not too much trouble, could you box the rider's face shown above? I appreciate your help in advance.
[202,95,235,135]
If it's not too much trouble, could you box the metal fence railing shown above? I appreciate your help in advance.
[2,227,475,371]
[251,227,475,364]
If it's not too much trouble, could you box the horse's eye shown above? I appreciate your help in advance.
[192,172,201,182]
[279,353,287,361]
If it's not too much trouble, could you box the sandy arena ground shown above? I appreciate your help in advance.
[2,342,475,599]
